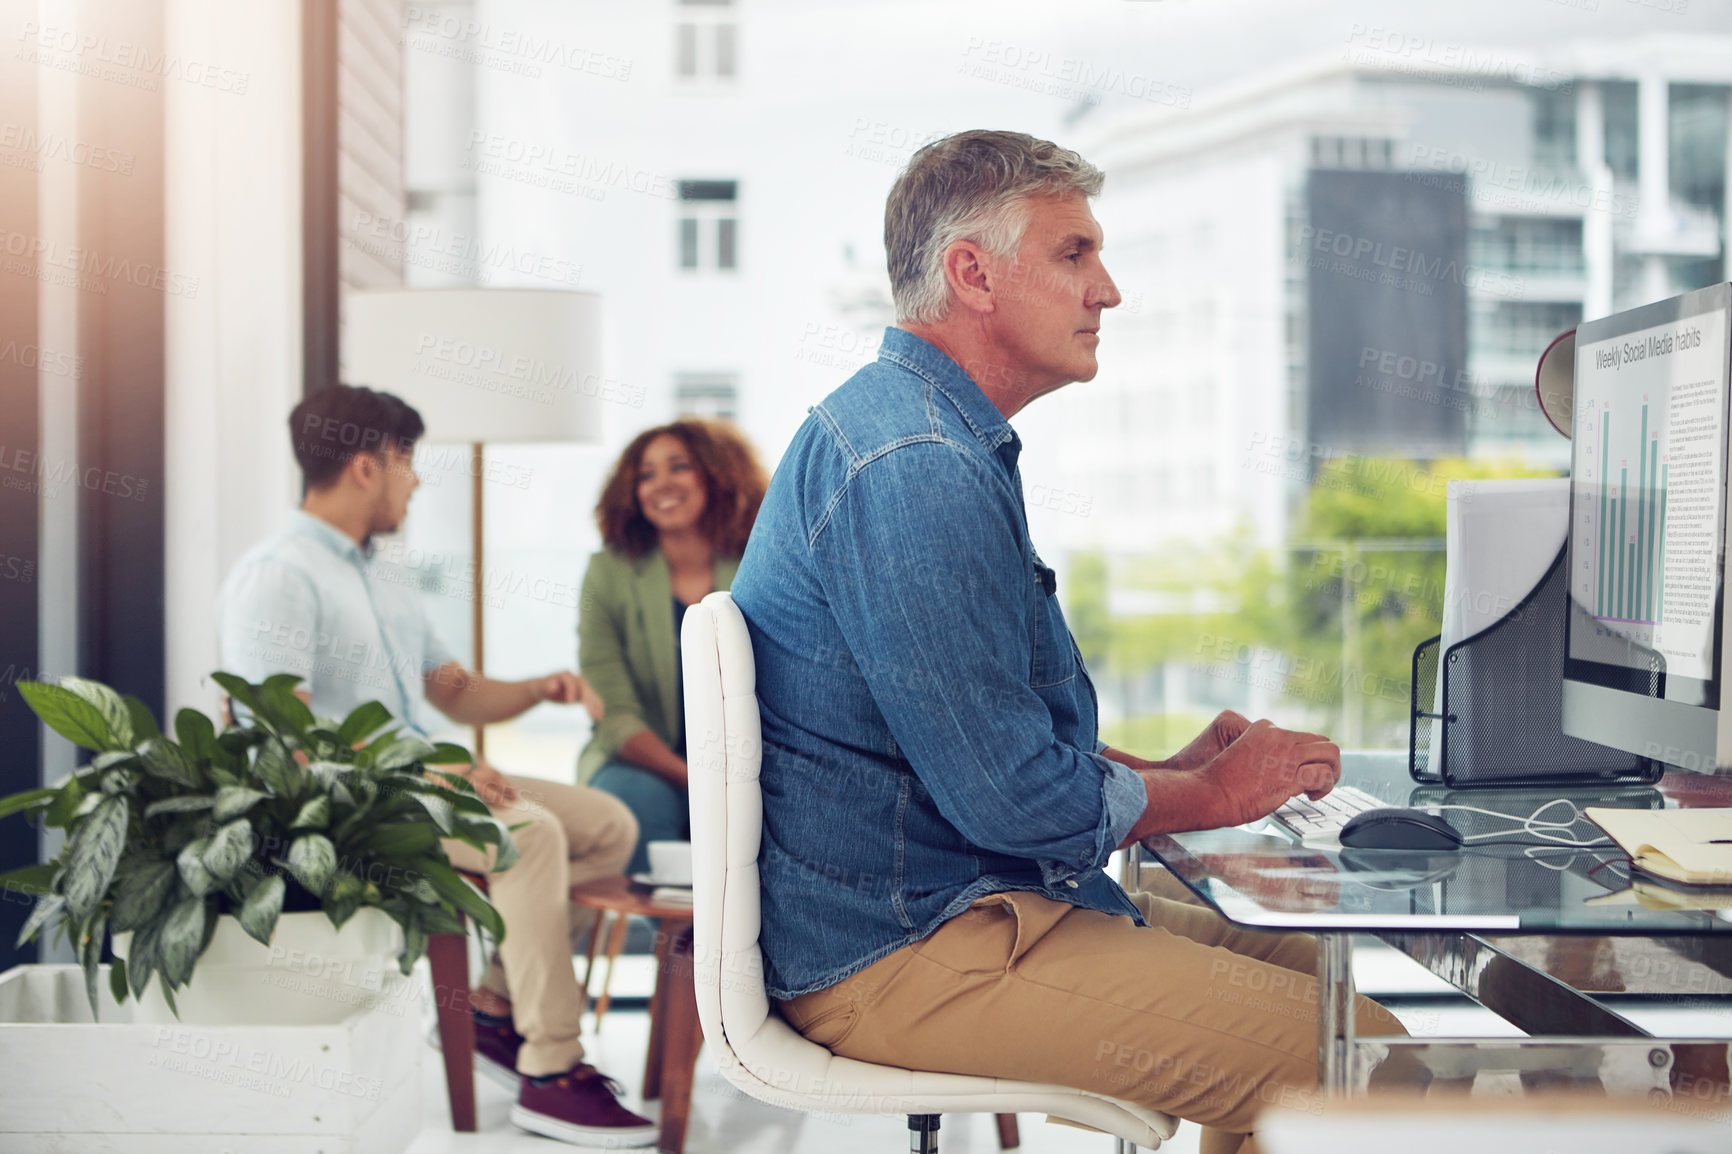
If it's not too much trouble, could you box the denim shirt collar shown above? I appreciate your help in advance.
[876,327,1022,470]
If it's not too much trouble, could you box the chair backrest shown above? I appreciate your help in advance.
[681,593,774,1072]
[680,593,1179,1146]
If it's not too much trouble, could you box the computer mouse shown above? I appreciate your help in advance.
[1337,807,1463,851]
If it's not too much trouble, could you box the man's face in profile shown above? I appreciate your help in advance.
[371,445,421,535]
[984,192,1122,401]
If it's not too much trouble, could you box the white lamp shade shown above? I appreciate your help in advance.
[1535,327,1575,440]
[343,288,605,443]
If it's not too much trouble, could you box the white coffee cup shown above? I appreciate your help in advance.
[646,840,693,886]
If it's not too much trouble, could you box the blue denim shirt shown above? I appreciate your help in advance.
[732,327,1147,1000]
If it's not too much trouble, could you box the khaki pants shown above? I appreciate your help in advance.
[444,774,637,1076]
[780,879,1411,1154]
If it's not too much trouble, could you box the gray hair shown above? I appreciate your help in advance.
[885,130,1105,326]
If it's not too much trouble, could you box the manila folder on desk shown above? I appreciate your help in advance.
[1585,807,1732,886]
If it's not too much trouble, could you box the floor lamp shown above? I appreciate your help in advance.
[344,288,605,760]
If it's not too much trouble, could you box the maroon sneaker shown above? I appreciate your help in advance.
[472,1010,525,1091]
[510,1064,658,1147]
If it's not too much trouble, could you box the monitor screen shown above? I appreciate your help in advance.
[1563,283,1732,770]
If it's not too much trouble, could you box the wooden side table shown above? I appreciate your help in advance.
[428,872,489,1132]
[569,876,700,1154]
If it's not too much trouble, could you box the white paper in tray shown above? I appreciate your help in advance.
[1428,478,1569,772]
[1441,478,1570,654]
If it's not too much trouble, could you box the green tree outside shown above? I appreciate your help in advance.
[1079,457,1558,755]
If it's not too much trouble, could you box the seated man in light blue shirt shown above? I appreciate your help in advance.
[217,383,656,1148]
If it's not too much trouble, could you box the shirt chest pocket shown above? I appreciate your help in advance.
[1028,563,1077,689]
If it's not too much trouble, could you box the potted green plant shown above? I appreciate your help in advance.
[0,672,515,1021]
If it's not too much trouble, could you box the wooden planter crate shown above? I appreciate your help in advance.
[0,963,422,1154]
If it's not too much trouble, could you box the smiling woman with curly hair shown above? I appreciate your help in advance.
[576,418,768,874]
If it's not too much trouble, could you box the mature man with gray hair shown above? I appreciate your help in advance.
[730,130,1410,1153]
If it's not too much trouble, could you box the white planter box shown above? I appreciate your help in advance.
[0,962,423,1154]
[114,909,406,1026]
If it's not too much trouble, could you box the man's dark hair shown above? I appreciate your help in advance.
[289,384,425,491]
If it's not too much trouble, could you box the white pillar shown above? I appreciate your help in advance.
[403,0,480,286]
[35,0,81,961]
[162,0,304,718]
[1724,91,1732,283]
[1576,82,1614,323]
[36,0,80,752]
[1637,72,1670,304]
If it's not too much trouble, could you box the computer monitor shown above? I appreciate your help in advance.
[1562,282,1732,772]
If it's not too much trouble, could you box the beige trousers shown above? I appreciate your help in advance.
[443,773,637,1076]
[780,879,1411,1154]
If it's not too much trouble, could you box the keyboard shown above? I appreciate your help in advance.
[1268,785,1388,843]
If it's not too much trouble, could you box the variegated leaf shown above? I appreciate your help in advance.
[238,874,285,946]
[137,737,200,788]
[110,860,178,932]
[143,796,215,820]
[60,676,133,748]
[157,896,207,987]
[15,892,65,947]
[286,834,336,896]
[290,796,329,830]
[371,735,435,771]
[63,795,128,921]
[212,786,268,822]
[200,819,253,882]
[417,793,453,834]
[176,838,216,896]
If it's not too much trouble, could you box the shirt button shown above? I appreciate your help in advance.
[1065,880,1079,889]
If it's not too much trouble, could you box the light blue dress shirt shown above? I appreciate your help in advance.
[215,511,456,738]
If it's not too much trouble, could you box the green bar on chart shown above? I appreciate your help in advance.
[1618,467,1628,619]
[1600,414,1611,617]
[1636,406,1647,619]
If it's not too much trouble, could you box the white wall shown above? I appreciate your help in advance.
[162,0,305,719]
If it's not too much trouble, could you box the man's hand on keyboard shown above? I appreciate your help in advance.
[1195,720,1341,830]
[1121,719,1343,843]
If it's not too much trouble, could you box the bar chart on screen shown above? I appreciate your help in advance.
[1572,306,1727,682]
[1584,397,1668,627]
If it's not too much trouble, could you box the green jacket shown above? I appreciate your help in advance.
[576,546,740,784]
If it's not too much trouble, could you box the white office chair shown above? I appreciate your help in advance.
[680,592,1179,1153]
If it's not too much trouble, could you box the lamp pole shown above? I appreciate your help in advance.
[471,442,486,762]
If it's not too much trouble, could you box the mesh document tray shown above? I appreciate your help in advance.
[1409,542,1662,787]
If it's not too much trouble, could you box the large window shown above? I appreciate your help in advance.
[1603,81,1640,182]
[677,180,739,272]
[675,372,739,419]
[675,0,736,80]
[1470,217,1585,274]
[406,7,1730,763]
[1532,87,1577,175]
[1671,84,1730,216]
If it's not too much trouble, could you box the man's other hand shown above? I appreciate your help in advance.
[535,671,605,721]
[1165,710,1252,773]
[1196,719,1339,828]
[465,762,520,808]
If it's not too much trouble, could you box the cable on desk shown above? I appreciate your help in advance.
[1433,798,1619,869]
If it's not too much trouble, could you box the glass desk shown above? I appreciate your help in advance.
[1138,753,1732,1097]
